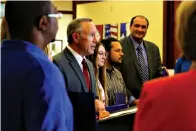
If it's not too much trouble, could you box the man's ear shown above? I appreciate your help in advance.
[38,16,49,31]
[72,32,80,43]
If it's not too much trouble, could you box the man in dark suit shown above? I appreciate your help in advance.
[134,2,196,130]
[1,1,73,131]
[120,15,162,98]
[53,18,105,130]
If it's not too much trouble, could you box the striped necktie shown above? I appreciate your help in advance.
[137,45,149,83]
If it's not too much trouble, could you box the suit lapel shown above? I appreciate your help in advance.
[127,37,142,78]
[64,48,88,92]
[144,41,153,79]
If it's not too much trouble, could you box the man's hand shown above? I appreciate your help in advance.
[99,110,110,119]
[134,99,140,106]
[161,66,169,76]
[95,99,105,112]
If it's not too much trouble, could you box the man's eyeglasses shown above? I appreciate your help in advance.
[47,13,63,19]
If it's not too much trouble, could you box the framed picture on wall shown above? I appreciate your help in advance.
[0,2,5,18]
[50,39,63,56]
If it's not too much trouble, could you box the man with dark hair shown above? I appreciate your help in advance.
[134,1,196,131]
[2,1,73,131]
[101,37,139,106]
[120,15,162,98]
[53,18,105,130]
[130,15,149,28]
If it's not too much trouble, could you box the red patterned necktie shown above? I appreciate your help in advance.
[82,59,91,91]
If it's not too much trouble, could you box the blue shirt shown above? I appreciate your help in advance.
[174,57,192,74]
[1,40,73,131]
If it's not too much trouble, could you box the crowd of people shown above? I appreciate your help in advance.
[1,1,196,131]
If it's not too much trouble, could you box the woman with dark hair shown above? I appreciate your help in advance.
[87,42,108,106]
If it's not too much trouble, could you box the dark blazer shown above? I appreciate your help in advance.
[120,36,162,98]
[53,47,97,94]
[53,47,98,131]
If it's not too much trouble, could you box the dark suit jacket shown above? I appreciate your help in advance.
[53,47,98,131]
[134,70,196,131]
[120,36,162,98]
[53,47,97,94]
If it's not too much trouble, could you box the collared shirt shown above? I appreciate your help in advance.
[130,35,149,68]
[67,45,85,71]
[1,40,73,131]
[105,67,135,106]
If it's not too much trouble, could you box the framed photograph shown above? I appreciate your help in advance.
[0,2,5,18]
[50,40,63,56]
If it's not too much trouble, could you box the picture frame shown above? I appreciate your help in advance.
[50,39,63,56]
[0,2,5,18]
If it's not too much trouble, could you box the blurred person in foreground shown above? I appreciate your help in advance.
[134,1,196,131]
[1,1,73,131]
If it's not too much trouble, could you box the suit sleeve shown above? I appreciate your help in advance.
[119,71,136,104]
[53,58,64,76]
[119,38,133,98]
[155,45,162,77]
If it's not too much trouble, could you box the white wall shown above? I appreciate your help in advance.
[52,1,73,54]
[53,1,72,11]
[56,14,73,49]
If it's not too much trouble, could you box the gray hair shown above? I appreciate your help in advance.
[176,1,196,60]
[67,18,92,44]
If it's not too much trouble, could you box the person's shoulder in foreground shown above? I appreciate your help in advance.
[25,41,74,131]
[2,1,73,131]
[134,69,196,131]
[1,40,73,131]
